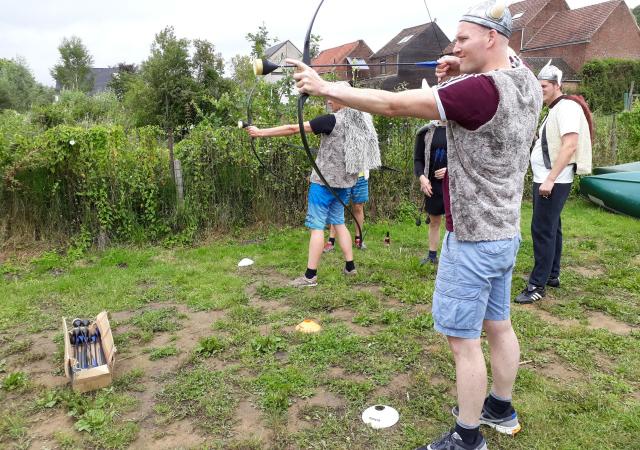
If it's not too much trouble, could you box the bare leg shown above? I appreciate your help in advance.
[448,336,486,426]
[428,214,442,251]
[483,319,520,399]
[352,203,365,237]
[307,229,325,270]
[334,224,353,261]
[328,225,336,240]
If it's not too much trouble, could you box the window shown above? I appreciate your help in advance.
[380,58,386,75]
[398,35,414,44]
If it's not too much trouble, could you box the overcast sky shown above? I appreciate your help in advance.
[1,0,637,87]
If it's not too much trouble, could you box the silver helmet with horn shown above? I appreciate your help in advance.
[460,1,513,38]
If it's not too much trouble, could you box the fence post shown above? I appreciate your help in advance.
[174,159,184,206]
[610,114,617,163]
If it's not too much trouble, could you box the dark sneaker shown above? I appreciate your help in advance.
[452,402,522,436]
[322,242,335,253]
[342,267,357,276]
[415,430,487,450]
[420,254,438,266]
[546,277,560,288]
[514,284,545,304]
[289,275,318,288]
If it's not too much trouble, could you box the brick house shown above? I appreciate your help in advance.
[364,22,450,90]
[509,0,640,76]
[311,40,374,83]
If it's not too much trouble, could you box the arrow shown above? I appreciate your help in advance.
[254,58,438,76]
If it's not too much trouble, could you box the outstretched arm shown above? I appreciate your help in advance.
[287,58,461,121]
[245,122,313,138]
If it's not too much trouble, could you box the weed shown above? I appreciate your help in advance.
[194,336,226,357]
[2,371,28,391]
[147,345,178,360]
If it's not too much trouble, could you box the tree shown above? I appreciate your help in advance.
[0,57,53,111]
[50,36,94,92]
[126,27,196,185]
[633,6,640,24]
[310,34,322,59]
[107,63,138,101]
[245,23,275,58]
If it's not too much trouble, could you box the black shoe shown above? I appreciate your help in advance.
[514,284,545,304]
[546,277,560,288]
[452,401,522,435]
[415,430,487,450]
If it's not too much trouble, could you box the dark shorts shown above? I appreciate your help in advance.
[425,193,445,216]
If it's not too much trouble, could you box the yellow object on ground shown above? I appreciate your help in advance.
[295,319,322,333]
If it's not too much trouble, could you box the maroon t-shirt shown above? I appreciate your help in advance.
[433,75,500,232]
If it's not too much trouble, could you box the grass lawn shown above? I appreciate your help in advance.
[1,198,639,449]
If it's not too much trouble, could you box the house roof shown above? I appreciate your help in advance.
[264,40,302,60]
[312,40,371,74]
[264,42,287,58]
[90,68,119,94]
[371,22,447,58]
[509,0,555,31]
[523,0,621,50]
[520,56,579,80]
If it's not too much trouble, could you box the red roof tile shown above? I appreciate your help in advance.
[312,41,370,73]
[523,0,621,49]
[509,0,555,31]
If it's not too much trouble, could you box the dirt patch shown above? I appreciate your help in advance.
[235,400,273,442]
[586,310,636,335]
[373,372,412,399]
[570,265,606,279]
[26,410,79,448]
[327,308,382,336]
[287,387,346,432]
[531,306,581,328]
[250,299,291,315]
[326,366,369,383]
[130,419,205,450]
[535,358,583,381]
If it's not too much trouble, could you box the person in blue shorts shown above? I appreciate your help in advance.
[245,87,380,287]
[323,172,369,252]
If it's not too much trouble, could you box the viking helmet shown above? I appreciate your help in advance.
[537,60,563,86]
[461,1,513,38]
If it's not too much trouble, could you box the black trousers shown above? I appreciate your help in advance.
[529,182,572,287]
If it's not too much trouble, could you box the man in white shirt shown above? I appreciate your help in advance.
[515,63,592,304]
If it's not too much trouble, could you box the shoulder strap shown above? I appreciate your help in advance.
[541,122,552,170]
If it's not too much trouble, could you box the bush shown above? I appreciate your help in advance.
[579,59,640,113]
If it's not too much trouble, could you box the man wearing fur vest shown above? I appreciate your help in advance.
[289,1,542,448]
[515,62,593,304]
[245,84,380,288]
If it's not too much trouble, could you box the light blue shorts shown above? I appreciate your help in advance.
[432,231,521,339]
[347,176,369,204]
[305,182,350,230]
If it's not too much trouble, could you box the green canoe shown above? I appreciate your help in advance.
[580,172,640,219]
[593,161,640,175]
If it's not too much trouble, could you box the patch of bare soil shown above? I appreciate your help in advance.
[26,410,79,449]
[570,265,606,278]
[328,308,382,336]
[234,400,273,442]
[287,388,346,432]
[372,373,412,399]
[326,366,369,383]
[531,306,581,328]
[130,419,206,450]
[250,299,291,315]
[586,310,636,335]
[534,357,584,382]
